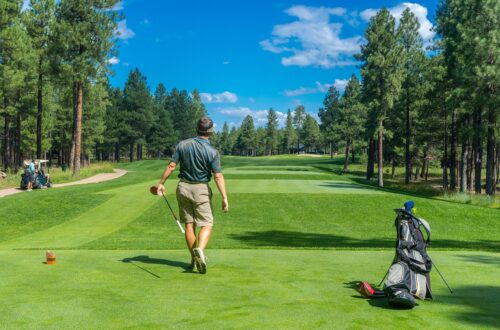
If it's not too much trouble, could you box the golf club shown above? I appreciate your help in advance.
[150,186,185,234]
[432,261,454,294]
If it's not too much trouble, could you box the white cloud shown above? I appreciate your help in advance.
[284,79,349,96]
[260,5,362,68]
[200,91,238,104]
[108,56,120,65]
[360,3,435,42]
[218,107,287,127]
[116,20,135,41]
[122,62,130,67]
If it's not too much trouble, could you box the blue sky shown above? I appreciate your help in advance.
[106,0,439,129]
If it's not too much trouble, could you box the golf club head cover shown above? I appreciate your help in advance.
[404,200,415,214]
[357,282,386,298]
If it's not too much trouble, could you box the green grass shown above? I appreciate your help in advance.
[0,155,498,328]
[0,162,114,189]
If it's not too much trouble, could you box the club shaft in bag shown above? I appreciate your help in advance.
[161,194,185,234]
[432,261,453,293]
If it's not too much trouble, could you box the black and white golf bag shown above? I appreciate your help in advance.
[383,207,433,308]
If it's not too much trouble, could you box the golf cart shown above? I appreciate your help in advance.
[20,159,52,190]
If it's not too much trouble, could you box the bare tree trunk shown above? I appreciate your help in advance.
[485,104,496,196]
[3,113,10,171]
[367,137,375,180]
[36,67,43,159]
[405,92,411,184]
[460,140,468,192]
[450,109,457,190]
[129,142,134,162]
[473,108,483,193]
[377,121,384,187]
[391,157,396,178]
[343,139,350,172]
[466,144,473,192]
[72,82,83,176]
[15,111,21,172]
[442,103,449,190]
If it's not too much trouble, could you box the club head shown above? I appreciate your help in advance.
[150,186,160,196]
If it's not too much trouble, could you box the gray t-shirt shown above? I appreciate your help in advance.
[171,137,221,183]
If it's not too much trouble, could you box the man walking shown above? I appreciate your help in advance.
[157,117,228,274]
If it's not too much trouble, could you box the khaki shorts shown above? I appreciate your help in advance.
[176,181,214,227]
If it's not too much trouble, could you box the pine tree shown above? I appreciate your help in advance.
[293,105,306,151]
[318,86,341,159]
[282,109,296,154]
[265,108,278,155]
[338,75,365,171]
[236,115,256,156]
[52,0,119,175]
[122,69,153,161]
[301,114,320,153]
[356,8,403,187]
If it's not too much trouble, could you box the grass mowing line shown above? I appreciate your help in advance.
[0,183,158,250]
[0,250,497,329]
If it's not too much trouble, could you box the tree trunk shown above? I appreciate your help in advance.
[115,143,120,162]
[15,111,22,171]
[129,142,134,162]
[405,90,411,184]
[485,105,496,195]
[377,121,384,187]
[473,107,483,193]
[466,143,473,192]
[367,137,375,180]
[351,148,355,164]
[449,109,457,190]
[72,82,83,176]
[391,157,396,178]
[460,140,468,193]
[36,68,43,159]
[343,139,350,172]
[442,102,449,190]
[3,113,10,171]
[330,142,333,159]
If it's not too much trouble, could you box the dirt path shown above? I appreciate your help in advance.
[0,169,127,198]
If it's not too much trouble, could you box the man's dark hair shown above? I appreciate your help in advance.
[197,117,214,136]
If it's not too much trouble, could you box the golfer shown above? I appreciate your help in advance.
[157,117,228,274]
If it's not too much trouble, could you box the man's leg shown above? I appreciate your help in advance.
[197,226,212,251]
[185,223,196,253]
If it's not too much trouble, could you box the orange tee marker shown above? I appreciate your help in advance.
[46,251,56,265]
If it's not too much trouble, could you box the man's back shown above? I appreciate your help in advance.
[172,137,221,183]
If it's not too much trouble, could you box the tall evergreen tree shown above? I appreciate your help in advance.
[301,114,321,153]
[236,115,255,156]
[122,69,153,161]
[25,0,56,159]
[318,86,340,158]
[293,105,306,150]
[338,75,365,171]
[265,108,278,155]
[52,0,119,175]
[282,109,296,154]
[356,8,403,187]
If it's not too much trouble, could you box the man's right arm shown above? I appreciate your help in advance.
[214,172,228,213]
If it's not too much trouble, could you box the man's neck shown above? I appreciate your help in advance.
[197,135,210,140]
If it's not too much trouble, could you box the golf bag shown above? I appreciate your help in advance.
[383,202,433,308]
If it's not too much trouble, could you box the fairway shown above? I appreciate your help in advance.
[0,156,498,329]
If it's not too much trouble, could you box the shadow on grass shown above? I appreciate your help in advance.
[230,231,499,251]
[121,256,193,278]
[230,230,393,248]
[436,285,500,328]
[456,254,500,267]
